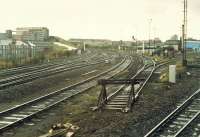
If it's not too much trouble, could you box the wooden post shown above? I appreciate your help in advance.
[97,83,107,108]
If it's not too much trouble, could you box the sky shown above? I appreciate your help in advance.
[0,0,200,41]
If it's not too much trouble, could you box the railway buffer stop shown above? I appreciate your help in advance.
[94,78,144,112]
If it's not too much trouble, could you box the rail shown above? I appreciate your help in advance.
[144,88,200,137]
[0,56,130,133]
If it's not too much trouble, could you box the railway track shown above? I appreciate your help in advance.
[0,56,133,133]
[97,58,171,112]
[100,57,154,111]
[144,88,200,137]
[0,54,112,89]
[0,52,97,77]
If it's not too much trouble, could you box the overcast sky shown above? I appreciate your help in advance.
[0,0,199,41]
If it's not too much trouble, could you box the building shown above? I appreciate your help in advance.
[15,27,49,41]
[186,41,200,52]
[30,41,50,54]
[0,39,12,59]
[0,39,31,60]
[164,40,180,51]
[68,39,112,47]
[0,33,8,40]
[0,30,13,40]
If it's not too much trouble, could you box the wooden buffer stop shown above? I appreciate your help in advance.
[96,78,144,112]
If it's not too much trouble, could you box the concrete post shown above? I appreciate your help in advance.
[169,65,176,83]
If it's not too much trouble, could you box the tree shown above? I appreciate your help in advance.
[170,34,178,40]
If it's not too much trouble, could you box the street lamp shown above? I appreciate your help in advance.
[148,19,152,55]
[132,35,137,53]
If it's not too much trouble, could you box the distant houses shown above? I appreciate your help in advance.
[68,39,113,47]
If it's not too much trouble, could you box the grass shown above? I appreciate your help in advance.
[62,86,101,123]
[0,60,15,69]
[176,62,186,74]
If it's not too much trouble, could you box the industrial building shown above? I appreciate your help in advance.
[14,27,49,41]
[186,41,200,52]
[0,39,51,62]
[0,27,51,64]
[0,40,31,60]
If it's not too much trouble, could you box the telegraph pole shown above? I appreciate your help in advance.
[184,0,187,39]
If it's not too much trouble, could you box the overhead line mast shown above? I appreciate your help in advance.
[182,0,188,66]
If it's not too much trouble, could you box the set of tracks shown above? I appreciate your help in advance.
[0,53,111,89]
[0,52,93,77]
[102,57,155,111]
[144,88,200,137]
[0,56,133,134]
[101,58,171,112]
